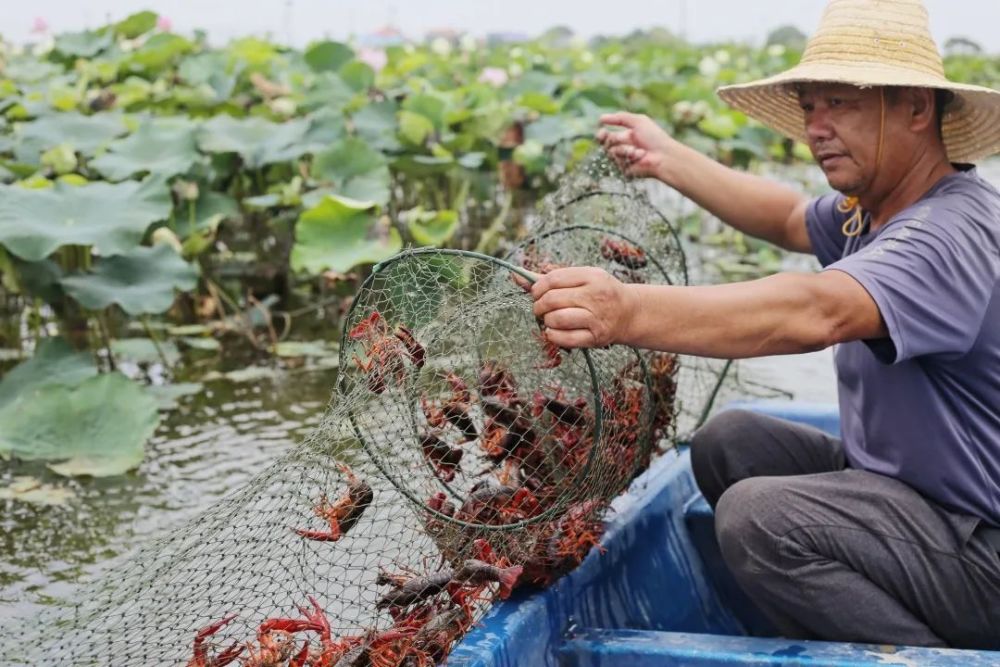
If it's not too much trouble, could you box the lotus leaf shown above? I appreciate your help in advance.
[148,382,204,410]
[54,30,114,59]
[273,340,334,358]
[405,209,459,247]
[0,372,160,477]
[350,101,401,152]
[304,41,355,73]
[398,110,434,146]
[311,137,390,205]
[9,256,64,304]
[0,337,97,410]
[197,115,312,168]
[0,178,171,261]
[126,34,196,73]
[110,338,182,367]
[339,61,375,92]
[61,244,199,315]
[227,37,282,69]
[114,10,158,38]
[91,118,200,181]
[290,195,401,275]
[14,112,128,163]
[3,60,64,84]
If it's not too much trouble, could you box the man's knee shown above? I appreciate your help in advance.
[691,409,761,504]
[715,476,792,578]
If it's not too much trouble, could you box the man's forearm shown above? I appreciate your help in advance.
[658,141,809,251]
[621,273,835,358]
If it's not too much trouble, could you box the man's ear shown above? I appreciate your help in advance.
[907,87,936,132]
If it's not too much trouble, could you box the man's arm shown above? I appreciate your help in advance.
[531,267,887,358]
[598,113,813,254]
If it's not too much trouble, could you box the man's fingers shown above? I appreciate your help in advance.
[599,112,640,129]
[542,307,593,331]
[599,129,636,149]
[609,144,646,163]
[533,283,587,316]
[539,327,598,350]
[511,269,539,293]
[531,267,598,300]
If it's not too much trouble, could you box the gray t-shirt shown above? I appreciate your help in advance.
[806,166,1000,528]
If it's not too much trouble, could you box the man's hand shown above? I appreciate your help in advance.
[530,267,640,349]
[596,112,678,181]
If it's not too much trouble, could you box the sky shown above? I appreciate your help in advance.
[3,1,1000,53]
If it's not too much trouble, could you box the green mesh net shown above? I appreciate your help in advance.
[3,152,741,666]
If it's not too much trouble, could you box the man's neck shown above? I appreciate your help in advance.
[861,151,957,232]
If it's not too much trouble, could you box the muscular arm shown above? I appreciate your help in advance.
[660,141,813,254]
[598,113,813,253]
[532,268,887,358]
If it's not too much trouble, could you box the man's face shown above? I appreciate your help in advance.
[796,83,888,196]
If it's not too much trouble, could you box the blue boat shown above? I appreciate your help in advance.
[448,401,1000,666]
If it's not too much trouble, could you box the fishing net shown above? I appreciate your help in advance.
[5,152,740,666]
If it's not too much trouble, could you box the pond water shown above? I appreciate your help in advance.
[2,159,997,626]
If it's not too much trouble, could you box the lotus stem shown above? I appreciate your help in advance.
[140,315,170,369]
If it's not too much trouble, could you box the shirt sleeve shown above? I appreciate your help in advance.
[805,193,851,267]
[826,196,1000,364]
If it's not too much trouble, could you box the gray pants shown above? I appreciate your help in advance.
[690,409,1000,650]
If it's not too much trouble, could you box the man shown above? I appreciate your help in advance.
[528,0,1000,650]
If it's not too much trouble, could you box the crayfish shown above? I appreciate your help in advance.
[185,614,244,667]
[420,432,464,482]
[600,238,648,269]
[293,464,373,542]
[349,311,425,394]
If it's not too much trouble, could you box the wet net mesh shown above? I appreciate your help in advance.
[5,152,740,666]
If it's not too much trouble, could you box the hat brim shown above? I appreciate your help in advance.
[718,62,1000,163]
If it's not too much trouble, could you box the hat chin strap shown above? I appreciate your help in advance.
[838,87,887,237]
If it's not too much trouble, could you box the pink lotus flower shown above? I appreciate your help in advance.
[357,47,388,73]
[31,17,49,34]
[478,67,509,87]
[157,16,173,32]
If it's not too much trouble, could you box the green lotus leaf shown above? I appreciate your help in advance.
[114,10,158,38]
[147,382,204,410]
[0,372,160,477]
[3,59,64,84]
[61,244,199,315]
[300,72,355,113]
[291,195,401,275]
[197,115,312,168]
[402,94,447,131]
[40,144,78,175]
[173,189,239,239]
[14,112,128,163]
[126,33,196,73]
[339,61,375,92]
[299,109,348,153]
[525,114,590,147]
[0,337,97,410]
[91,118,200,181]
[406,209,459,247]
[697,112,741,140]
[0,178,171,261]
[273,340,334,358]
[8,255,64,304]
[351,101,401,152]
[311,137,390,205]
[110,337,182,367]
[398,110,434,146]
[304,41,355,73]
[54,30,114,59]
[227,37,281,69]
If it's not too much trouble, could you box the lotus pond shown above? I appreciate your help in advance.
[1,10,998,627]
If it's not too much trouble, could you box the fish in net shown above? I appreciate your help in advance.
[4,152,745,666]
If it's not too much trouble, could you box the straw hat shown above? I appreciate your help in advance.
[717,0,1000,163]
